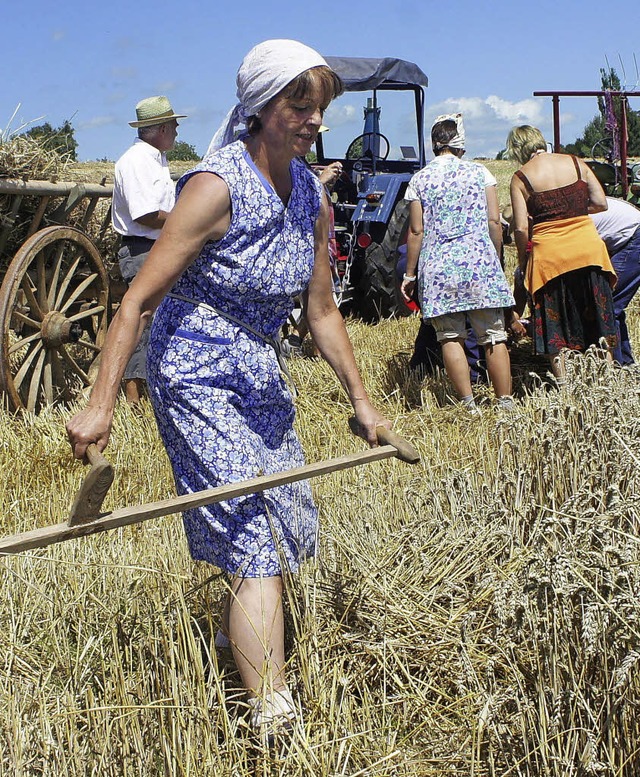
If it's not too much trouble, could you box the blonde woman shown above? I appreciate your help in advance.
[507,125,617,378]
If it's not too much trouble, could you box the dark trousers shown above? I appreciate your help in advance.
[611,226,640,365]
[118,236,155,380]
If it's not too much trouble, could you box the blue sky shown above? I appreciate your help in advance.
[3,0,640,163]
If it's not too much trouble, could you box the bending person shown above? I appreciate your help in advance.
[590,196,640,365]
[67,40,389,742]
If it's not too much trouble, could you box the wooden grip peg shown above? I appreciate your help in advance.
[374,425,420,464]
[67,444,115,525]
[348,417,419,464]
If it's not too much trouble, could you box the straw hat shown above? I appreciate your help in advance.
[129,96,187,128]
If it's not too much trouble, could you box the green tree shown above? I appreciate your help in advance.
[565,115,606,157]
[166,140,200,162]
[23,120,78,160]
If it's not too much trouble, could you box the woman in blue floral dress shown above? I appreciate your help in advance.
[401,114,517,414]
[66,40,388,739]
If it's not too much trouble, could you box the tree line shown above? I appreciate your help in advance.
[17,121,200,163]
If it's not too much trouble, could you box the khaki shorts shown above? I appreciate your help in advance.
[430,308,508,346]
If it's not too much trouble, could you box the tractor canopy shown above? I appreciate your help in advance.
[323,57,429,91]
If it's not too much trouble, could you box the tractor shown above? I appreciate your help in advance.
[315,56,428,322]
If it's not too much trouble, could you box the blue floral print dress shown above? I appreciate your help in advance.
[405,155,514,319]
[146,141,323,577]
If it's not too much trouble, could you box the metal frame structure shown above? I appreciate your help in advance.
[533,90,640,197]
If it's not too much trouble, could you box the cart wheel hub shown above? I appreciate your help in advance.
[41,311,82,348]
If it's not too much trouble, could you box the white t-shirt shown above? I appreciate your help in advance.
[112,138,176,240]
[590,196,640,254]
[405,154,497,201]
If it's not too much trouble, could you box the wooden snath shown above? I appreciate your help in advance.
[0,426,419,555]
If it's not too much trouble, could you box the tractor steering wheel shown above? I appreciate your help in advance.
[346,132,390,163]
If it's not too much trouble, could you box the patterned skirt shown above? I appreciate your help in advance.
[146,297,318,578]
[531,267,618,355]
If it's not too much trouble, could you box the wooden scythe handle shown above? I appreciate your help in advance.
[67,444,115,526]
[0,422,420,554]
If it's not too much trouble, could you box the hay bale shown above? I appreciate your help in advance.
[0,136,119,273]
[0,134,70,181]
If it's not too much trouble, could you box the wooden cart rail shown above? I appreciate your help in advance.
[0,178,114,262]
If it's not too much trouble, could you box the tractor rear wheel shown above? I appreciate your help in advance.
[352,200,415,322]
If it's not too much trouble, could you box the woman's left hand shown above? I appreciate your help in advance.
[509,318,527,339]
[353,398,392,447]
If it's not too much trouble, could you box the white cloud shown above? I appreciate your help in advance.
[52,30,65,42]
[78,116,117,130]
[485,95,544,124]
[323,103,358,129]
[427,95,553,158]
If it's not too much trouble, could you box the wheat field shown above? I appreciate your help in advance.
[1,161,640,775]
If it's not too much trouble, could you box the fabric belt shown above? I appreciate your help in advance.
[122,235,155,247]
[166,292,297,398]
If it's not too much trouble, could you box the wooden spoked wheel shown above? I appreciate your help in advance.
[0,226,110,413]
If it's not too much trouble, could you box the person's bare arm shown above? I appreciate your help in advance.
[485,184,503,257]
[318,161,343,189]
[400,199,423,302]
[510,175,531,271]
[135,210,171,230]
[66,173,231,459]
[581,161,608,214]
[303,195,390,445]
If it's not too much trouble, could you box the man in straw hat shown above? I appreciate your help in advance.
[112,96,187,404]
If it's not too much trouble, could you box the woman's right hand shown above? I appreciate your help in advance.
[66,404,114,462]
[353,398,391,447]
[400,277,416,303]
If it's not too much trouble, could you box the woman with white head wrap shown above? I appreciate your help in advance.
[67,39,390,743]
[400,113,517,414]
[206,38,330,154]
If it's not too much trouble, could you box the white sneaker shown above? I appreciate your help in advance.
[280,336,303,359]
[247,689,297,745]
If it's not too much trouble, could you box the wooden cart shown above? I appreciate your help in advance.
[0,178,118,413]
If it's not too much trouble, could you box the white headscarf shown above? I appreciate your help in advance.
[432,112,466,150]
[206,39,329,156]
